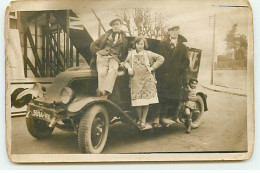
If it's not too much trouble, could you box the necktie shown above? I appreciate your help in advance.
[113,33,119,43]
[170,38,177,49]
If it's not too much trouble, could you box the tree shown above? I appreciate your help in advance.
[115,9,132,36]
[224,23,248,59]
[115,8,166,39]
[225,23,238,51]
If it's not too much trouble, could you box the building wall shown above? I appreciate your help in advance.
[213,70,247,90]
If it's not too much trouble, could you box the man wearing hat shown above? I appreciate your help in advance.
[153,25,190,127]
[90,18,128,97]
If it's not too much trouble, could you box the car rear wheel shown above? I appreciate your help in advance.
[78,104,109,154]
[26,115,54,139]
[191,95,205,129]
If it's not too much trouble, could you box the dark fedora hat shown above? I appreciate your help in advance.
[109,18,122,26]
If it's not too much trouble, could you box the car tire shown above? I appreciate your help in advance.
[191,95,205,129]
[78,104,109,154]
[26,116,54,139]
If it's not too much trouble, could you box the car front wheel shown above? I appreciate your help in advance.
[26,115,54,139]
[78,104,109,154]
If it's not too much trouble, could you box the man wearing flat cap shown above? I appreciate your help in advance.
[90,18,128,97]
[153,25,190,127]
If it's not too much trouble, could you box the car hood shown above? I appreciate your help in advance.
[37,67,97,103]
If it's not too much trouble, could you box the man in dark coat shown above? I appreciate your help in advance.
[154,25,190,126]
[90,18,128,97]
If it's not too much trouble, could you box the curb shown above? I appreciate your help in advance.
[200,84,247,97]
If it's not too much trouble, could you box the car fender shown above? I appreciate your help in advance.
[67,97,111,113]
[67,97,135,124]
[196,92,208,111]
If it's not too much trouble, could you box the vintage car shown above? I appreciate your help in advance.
[18,37,208,154]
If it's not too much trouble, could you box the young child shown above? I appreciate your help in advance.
[184,78,198,133]
[124,37,164,129]
[175,78,198,133]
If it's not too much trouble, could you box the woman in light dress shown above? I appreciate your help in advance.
[124,36,164,129]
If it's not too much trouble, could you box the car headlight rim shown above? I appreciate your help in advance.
[60,87,74,105]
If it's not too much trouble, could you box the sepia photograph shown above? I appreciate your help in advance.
[5,0,254,162]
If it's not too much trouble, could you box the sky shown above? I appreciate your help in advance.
[73,1,249,82]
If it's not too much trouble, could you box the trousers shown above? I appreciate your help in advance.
[96,53,119,94]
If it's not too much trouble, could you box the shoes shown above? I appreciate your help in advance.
[152,118,161,128]
[96,89,105,97]
[186,125,191,134]
[140,122,146,129]
[136,120,146,129]
[96,89,109,99]
[175,118,182,124]
[152,123,162,128]
[161,118,175,127]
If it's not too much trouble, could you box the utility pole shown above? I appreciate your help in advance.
[211,13,216,85]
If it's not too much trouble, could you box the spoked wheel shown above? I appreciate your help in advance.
[191,95,205,129]
[78,104,109,154]
[26,115,54,139]
[91,114,107,149]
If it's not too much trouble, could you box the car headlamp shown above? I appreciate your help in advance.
[60,87,74,104]
[32,83,44,98]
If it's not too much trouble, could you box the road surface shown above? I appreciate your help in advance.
[11,87,247,154]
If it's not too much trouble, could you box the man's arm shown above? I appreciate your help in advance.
[90,34,105,55]
[120,36,129,62]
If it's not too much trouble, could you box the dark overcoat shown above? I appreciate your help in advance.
[156,34,190,101]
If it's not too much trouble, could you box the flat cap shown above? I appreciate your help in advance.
[109,18,122,26]
[168,25,180,31]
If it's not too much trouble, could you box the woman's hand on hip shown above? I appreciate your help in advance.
[128,67,134,76]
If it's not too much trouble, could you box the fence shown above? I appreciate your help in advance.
[214,59,247,70]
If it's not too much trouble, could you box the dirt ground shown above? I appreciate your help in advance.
[11,87,247,154]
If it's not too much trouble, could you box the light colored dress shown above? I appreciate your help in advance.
[127,50,160,106]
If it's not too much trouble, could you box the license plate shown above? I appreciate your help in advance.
[31,109,51,121]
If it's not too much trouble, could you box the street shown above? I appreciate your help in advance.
[11,87,247,154]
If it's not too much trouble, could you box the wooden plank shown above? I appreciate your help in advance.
[53,33,57,76]
[25,55,40,77]
[41,27,46,76]
[45,12,50,77]
[27,28,44,77]
[57,25,61,73]
[91,9,106,33]
[98,22,101,37]
[66,10,70,69]
[63,31,66,68]
[23,30,27,77]
[76,50,79,67]
[49,60,58,75]
[70,39,73,67]
[35,17,38,71]
[49,41,64,71]
[50,40,53,77]
[27,11,45,22]
[50,32,65,62]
